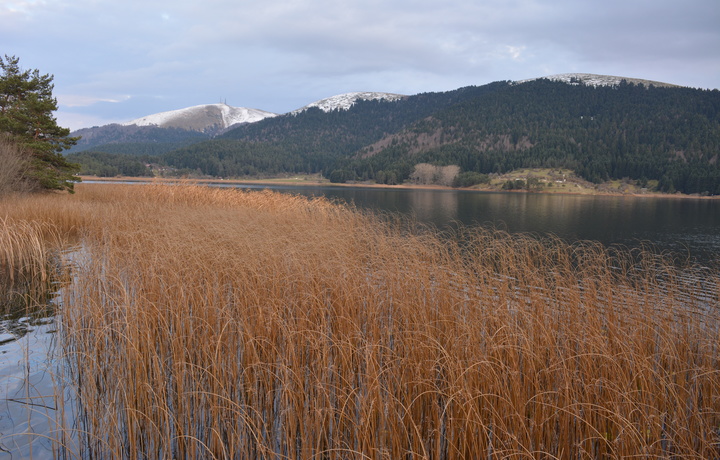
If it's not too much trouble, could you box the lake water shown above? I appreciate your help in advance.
[222,184,720,266]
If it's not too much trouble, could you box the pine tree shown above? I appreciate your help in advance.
[0,55,80,192]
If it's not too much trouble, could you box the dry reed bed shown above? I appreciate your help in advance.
[1,183,719,459]
[0,216,65,312]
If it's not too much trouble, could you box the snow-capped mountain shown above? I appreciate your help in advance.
[516,73,679,88]
[69,74,685,153]
[68,93,409,152]
[291,92,407,114]
[123,103,278,132]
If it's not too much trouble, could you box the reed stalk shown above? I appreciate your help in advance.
[1,183,718,459]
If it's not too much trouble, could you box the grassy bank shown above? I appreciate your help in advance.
[1,183,719,458]
[79,172,720,199]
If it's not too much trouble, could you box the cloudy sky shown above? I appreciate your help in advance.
[3,0,719,131]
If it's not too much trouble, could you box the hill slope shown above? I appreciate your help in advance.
[122,103,277,131]
[161,83,505,178]
[68,103,277,154]
[67,74,720,194]
[291,92,407,114]
[516,73,681,88]
[344,78,720,193]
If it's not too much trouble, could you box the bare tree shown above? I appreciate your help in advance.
[0,136,33,195]
[438,165,460,186]
[410,163,460,186]
[410,163,437,185]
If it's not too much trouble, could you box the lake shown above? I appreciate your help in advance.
[217,184,720,266]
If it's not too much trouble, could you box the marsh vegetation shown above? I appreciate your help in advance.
[1,183,719,458]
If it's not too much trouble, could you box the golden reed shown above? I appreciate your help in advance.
[1,183,718,459]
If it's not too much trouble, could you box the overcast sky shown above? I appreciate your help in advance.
[3,0,719,131]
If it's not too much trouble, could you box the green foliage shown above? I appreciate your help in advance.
[374,170,399,185]
[453,171,490,187]
[68,124,209,154]
[328,169,355,183]
[502,179,526,190]
[66,151,154,177]
[0,55,80,192]
[160,84,505,182]
[525,176,543,190]
[362,80,720,194]
[76,78,720,194]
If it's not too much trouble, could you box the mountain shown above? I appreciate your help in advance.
[69,123,209,154]
[68,103,278,154]
[516,73,681,88]
[291,92,407,114]
[67,95,403,153]
[66,74,720,194]
[122,103,277,132]
[338,77,720,192]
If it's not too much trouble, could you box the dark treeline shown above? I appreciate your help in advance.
[66,151,154,177]
[159,83,505,179]
[337,80,720,193]
[68,124,209,154]
[70,79,720,194]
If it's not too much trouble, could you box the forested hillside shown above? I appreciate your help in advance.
[66,151,154,177]
[69,78,720,194]
[68,124,210,153]
[341,79,720,193]
[158,83,505,178]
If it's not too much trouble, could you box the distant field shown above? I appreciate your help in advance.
[80,168,688,197]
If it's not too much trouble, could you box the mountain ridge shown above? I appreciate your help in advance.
[69,92,411,151]
[66,74,720,194]
[515,73,681,88]
[290,92,407,114]
[79,73,687,131]
[71,73,683,138]
[122,103,278,132]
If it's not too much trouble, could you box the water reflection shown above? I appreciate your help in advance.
[0,248,77,458]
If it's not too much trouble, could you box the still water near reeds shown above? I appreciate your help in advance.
[0,244,81,459]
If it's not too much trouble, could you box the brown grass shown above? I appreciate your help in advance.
[0,136,35,196]
[0,216,65,314]
[1,183,719,459]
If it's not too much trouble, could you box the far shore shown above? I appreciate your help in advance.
[78,175,719,199]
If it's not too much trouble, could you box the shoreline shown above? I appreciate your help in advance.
[77,175,719,199]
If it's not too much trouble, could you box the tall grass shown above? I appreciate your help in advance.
[0,217,65,314]
[2,183,719,458]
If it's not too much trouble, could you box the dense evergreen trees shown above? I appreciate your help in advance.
[65,151,154,177]
[68,124,209,154]
[328,80,720,194]
[0,55,80,192]
[70,78,720,194]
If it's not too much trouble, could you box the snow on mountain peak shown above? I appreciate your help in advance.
[515,73,679,88]
[292,92,406,114]
[122,103,278,132]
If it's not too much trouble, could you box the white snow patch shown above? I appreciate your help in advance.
[122,103,278,130]
[291,92,406,114]
[515,73,678,88]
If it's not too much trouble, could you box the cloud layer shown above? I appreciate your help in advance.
[3,0,719,130]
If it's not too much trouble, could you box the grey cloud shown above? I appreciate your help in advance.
[4,0,717,129]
